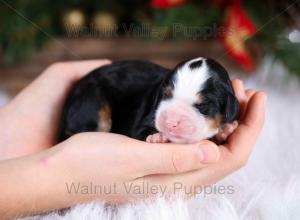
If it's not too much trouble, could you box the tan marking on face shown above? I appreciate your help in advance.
[206,114,222,133]
[98,102,112,132]
[195,94,203,104]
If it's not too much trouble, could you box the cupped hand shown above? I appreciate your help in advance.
[49,132,219,206]
[0,60,111,159]
[0,59,266,217]
[136,80,266,196]
[51,79,266,203]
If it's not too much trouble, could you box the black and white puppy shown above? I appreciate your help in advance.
[58,57,239,144]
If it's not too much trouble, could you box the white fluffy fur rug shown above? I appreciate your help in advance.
[2,60,299,220]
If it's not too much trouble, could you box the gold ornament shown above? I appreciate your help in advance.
[92,12,116,32]
[62,9,85,28]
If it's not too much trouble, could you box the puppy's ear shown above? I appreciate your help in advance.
[223,93,240,123]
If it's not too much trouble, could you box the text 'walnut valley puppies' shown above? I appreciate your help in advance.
[58,58,239,144]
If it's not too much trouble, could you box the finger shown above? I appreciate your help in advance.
[41,59,111,83]
[58,59,112,80]
[138,148,232,196]
[241,89,257,119]
[14,59,111,99]
[245,89,256,99]
[225,91,267,158]
[8,60,112,143]
[231,79,247,118]
[231,79,246,102]
[135,140,220,176]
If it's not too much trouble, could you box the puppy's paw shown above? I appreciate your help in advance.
[215,120,238,143]
[146,133,169,143]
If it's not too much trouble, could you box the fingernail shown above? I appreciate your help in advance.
[198,142,219,163]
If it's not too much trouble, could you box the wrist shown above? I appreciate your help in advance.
[0,144,74,218]
[44,141,99,207]
[32,144,82,211]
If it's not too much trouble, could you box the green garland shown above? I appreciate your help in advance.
[0,0,299,78]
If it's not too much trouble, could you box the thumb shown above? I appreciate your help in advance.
[64,59,112,79]
[135,140,220,176]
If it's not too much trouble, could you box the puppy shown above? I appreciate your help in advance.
[58,57,239,144]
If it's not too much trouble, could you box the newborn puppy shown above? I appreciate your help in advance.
[58,57,239,144]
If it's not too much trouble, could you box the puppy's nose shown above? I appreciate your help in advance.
[165,117,181,131]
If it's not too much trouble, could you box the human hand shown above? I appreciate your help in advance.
[0,130,220,218]
[0,60,221,218]
[49,132,220,204]
[0,60,111,159]
[0,70,265,218]
[134,80,266,196]
[54,79,266,203]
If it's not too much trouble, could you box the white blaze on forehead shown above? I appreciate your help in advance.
[172,57,210,104]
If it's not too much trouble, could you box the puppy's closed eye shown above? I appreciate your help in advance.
[194,102,217,118]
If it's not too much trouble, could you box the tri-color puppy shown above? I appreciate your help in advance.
[58,57,239,144]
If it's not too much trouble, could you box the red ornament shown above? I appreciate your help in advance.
[219,0,256,71]
[151,0,186,9]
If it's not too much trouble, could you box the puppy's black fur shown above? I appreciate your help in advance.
[58,59,239,142]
